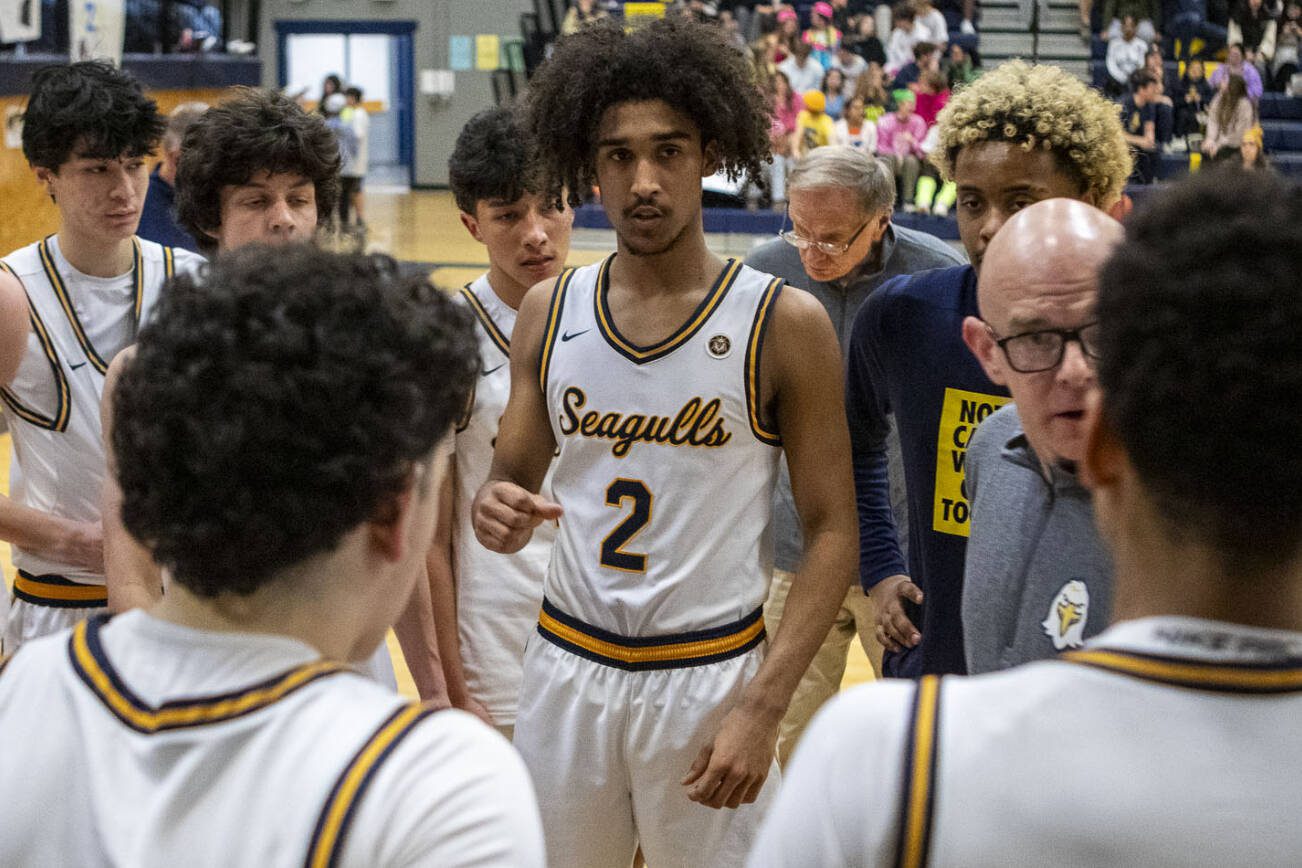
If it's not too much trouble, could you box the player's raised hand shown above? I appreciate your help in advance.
[870,573,923,653]
[682,705,778,810]
[472,480,562,554]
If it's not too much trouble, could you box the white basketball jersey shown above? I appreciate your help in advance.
[0,611,544,867]
[539,255,784,636]
[0,235,203,584]
[750,616,1302,868]
[453,275,556,722]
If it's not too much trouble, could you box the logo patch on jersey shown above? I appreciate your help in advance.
[557,386,732,457]
[481,363,505,377]
[561,329,590,342]
[707,334,732,359]
[1042,580,1090,650]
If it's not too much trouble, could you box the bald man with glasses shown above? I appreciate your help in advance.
[957,198,1122,674]
[744,146,964,765]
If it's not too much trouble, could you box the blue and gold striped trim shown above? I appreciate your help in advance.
[594,255,741,365]
[13,570,108,609]
[1063,648,1302,694]
[162,244,176,283]
[69,616,346,734]
[538,268,576,393]
[39,235,143,375]
[537,597,765,671]
[894,675,942,868]
[304,702,439,868]
[460,284,510,355]
[0,260,70,431]
[745,277,784,446]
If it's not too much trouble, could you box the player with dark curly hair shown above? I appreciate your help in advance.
[428,106,572,736]
[473,17,856,867]
[845,60,1132,679]
[751,169,1302,868]
[0,62,204,654]
[174,87,339,253]
[0,244,546,867]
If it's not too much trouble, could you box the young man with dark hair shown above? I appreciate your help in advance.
[427,106,573,736]
[751,168,1302,868]
[1122,70,1161,183]
[846,61,1131,678]
[0,62,205,654]
[0,245,545,866]
[473,16,856,868]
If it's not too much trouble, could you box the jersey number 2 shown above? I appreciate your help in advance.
[601,479,652,572]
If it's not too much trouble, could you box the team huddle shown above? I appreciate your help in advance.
[0,14,1299,868]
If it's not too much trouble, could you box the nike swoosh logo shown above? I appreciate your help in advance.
[561,329,590,342]
[69,362,87,371]
[482,363,505,376]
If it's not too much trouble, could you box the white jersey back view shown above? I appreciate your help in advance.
[0,611,543,867]
[539,254,784,640]
[453,275,556,724]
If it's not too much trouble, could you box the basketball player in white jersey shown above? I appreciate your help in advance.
[749,170,1302,866]
[0,62,204,654]
[428,106,572,734]
[473,18,856,868]
[0,245,543,866]
[97,88,446,698]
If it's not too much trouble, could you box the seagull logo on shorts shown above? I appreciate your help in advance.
[1043,580,1090,650]
[707,334,731,359]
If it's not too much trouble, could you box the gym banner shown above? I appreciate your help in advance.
[70,0,125,65]
[0,0,41,43]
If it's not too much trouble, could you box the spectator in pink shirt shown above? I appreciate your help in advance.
[914,70,950,128]
[876,91,928,209]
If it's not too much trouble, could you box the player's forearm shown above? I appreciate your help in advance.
[392,567,450,704]
[742,519,856,720]
[0,494,95,567]
[426,544,475,708]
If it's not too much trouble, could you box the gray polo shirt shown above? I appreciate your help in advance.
[961,403,1114,674]
[744,223,966,573]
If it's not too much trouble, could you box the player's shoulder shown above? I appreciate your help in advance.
[0,239,45,279]
[169,246,207,277]
[0,626,78,698]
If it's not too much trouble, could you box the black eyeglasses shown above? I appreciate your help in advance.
[779,209,873,256]
[986,322,1102,373]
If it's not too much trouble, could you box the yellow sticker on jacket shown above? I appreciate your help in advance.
[932,387,1011,536]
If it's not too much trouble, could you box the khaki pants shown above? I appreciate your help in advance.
[763,569,884,767]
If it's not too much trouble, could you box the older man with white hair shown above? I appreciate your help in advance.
[744,145,964,765]
[958,198,1123,673]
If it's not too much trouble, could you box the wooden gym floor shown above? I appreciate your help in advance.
[0,186,875,698]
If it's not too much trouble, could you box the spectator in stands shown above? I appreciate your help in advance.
[1274,0,1301,90]
[780,39,827,95]
[804,1,843,67]
[341,86,369,232]
[796,89,838,156]
[913,0,950,46]
[317,74,341,117]
[1204,72,1256,159]
[913,123,958,215]
[1140,59,1177,148]
[1101,0,1161,41]
[1106,15,1149,95]
[849,14,889,66]
[768,70,805,206]
[320,93,357,236]
[894,40,941,89]
[886,3,920,72]
[915,70,951,128]
[720,9,751,52]
[834,94,878,152]
[1174,57,1213,140]
[138,101,207,253]
[562,0,607,35]
[1211,42,1265,99]
[744,145,963,767]
[938,0,979,35]
[1238,123,1273,166]
[834,41,870,92]
[853,62,893,119]
[823,67,849,118]
[776,7,801,58]
[876,90,927,209]
[945,42,980,87]
[1229,0,1278,79]
[1122,70,1161,181]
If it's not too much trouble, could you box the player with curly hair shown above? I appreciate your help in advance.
[473,16,856,868]
[845,60,1131,680]
[98,85,448,701]
[0,62,205,654]
[0,244,546,867]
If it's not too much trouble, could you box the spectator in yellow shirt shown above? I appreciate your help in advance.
[795,89,837,157]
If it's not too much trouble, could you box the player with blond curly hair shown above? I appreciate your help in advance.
[843,60,1131,679]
